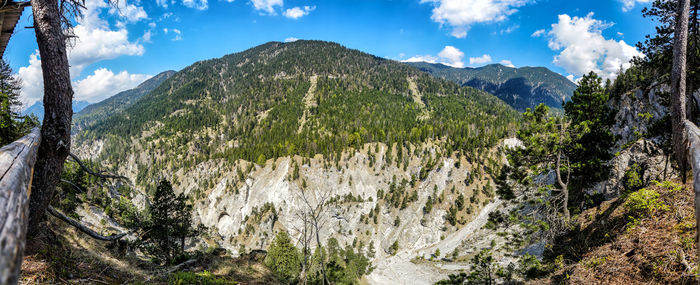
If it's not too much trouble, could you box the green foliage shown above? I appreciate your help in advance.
[564,72,615,189]
[466,249,497,284]
[389,241,399,256]
[624,187,668,219]
[409,62,577,111]
[0,59,37,146]
[265,231,301,283]
[622,163,644,193]
[77,41,518,177]
[142,179,200,264]
[169,270,236,285]
[73,71,176,131]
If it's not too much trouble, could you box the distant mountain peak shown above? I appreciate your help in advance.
[408,61,576,111]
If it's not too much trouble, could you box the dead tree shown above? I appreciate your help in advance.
[291,210,314,284]
[299,187,331,285]
[672,0,691,183]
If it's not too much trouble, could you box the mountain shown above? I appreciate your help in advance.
[23,100,90,122]
[407,62,577,111]
[72,70,176,132]
[78,41,518,166]
[71,40,521,284]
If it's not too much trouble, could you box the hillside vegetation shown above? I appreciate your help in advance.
[409,62,577,111]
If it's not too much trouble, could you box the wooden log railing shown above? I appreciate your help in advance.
[0,128,41,285]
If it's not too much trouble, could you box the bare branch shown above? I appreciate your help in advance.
[67,152,131,182]
[47,205,128,241]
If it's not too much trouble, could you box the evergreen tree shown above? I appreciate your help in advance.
[142,179,198,263]
[265,231,301,283]
[0,59,36,146]
[564,72,615,189]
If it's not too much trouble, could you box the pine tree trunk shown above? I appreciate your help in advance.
[672,0,691,183]
[26,0,74,235]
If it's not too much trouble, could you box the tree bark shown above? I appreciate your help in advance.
[556,123,569,221]
[26,0,75,236]
[672,0,691,183]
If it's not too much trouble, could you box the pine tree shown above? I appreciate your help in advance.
[142,179,198,263]
[265,231,301,283]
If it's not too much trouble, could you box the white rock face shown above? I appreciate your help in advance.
[74,139,501,283]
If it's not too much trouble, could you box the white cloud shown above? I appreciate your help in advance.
[156,0,169,8]
[531,29,545,37]
[68,0,144,76]
[284,6,315,19]
[402,46,465,68]
[285,37,299,42]
[16,52,43,106]
[142,30,153,42]
[251,0,283,14]
[437,46,465,68]
[16,0,147,105]
[403,54,439,64]
[163,28,183,41]
[620,0,651,12]
[547,12,644,80]
[109,1,148,22]
[183,0,208,10]
[566,74,576,82]
[500,59,515,68]
[16,52,151,105]
[421,0,531,38]
[73,69,152,102]
[500,24,519,34]
[469,54,492,65]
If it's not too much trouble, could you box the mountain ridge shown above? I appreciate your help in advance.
[72,70,176,132]
[408,61,577,111]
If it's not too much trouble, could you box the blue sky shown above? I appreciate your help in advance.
[4,0,657,106]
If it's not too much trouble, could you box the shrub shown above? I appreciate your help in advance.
[622,163,643,193]
[624,187,668,229]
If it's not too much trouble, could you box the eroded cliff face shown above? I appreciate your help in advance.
[73,138,503,263]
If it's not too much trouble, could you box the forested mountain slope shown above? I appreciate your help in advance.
[408,62,577,111]
[68,40,521,284]
[72,70,176,132]
[76,40,518,172]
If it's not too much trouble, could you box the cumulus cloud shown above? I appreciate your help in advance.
[620,0,651,12]
[531,29,545,37]
[183,0,208,10]
[68,0,145,76]
[17,52,151,105]
[16,52,44,106]
[469,54,492,65]
[73,69,152,102]
[251,0,283,14]
[285,37,299,42]
[500,59,515,68]
[546,12,643,80]
[17,0,148,105]
[403,46,466,68]
[421,0,531,38]
[284,6,315,19]
[437,46,465,67]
